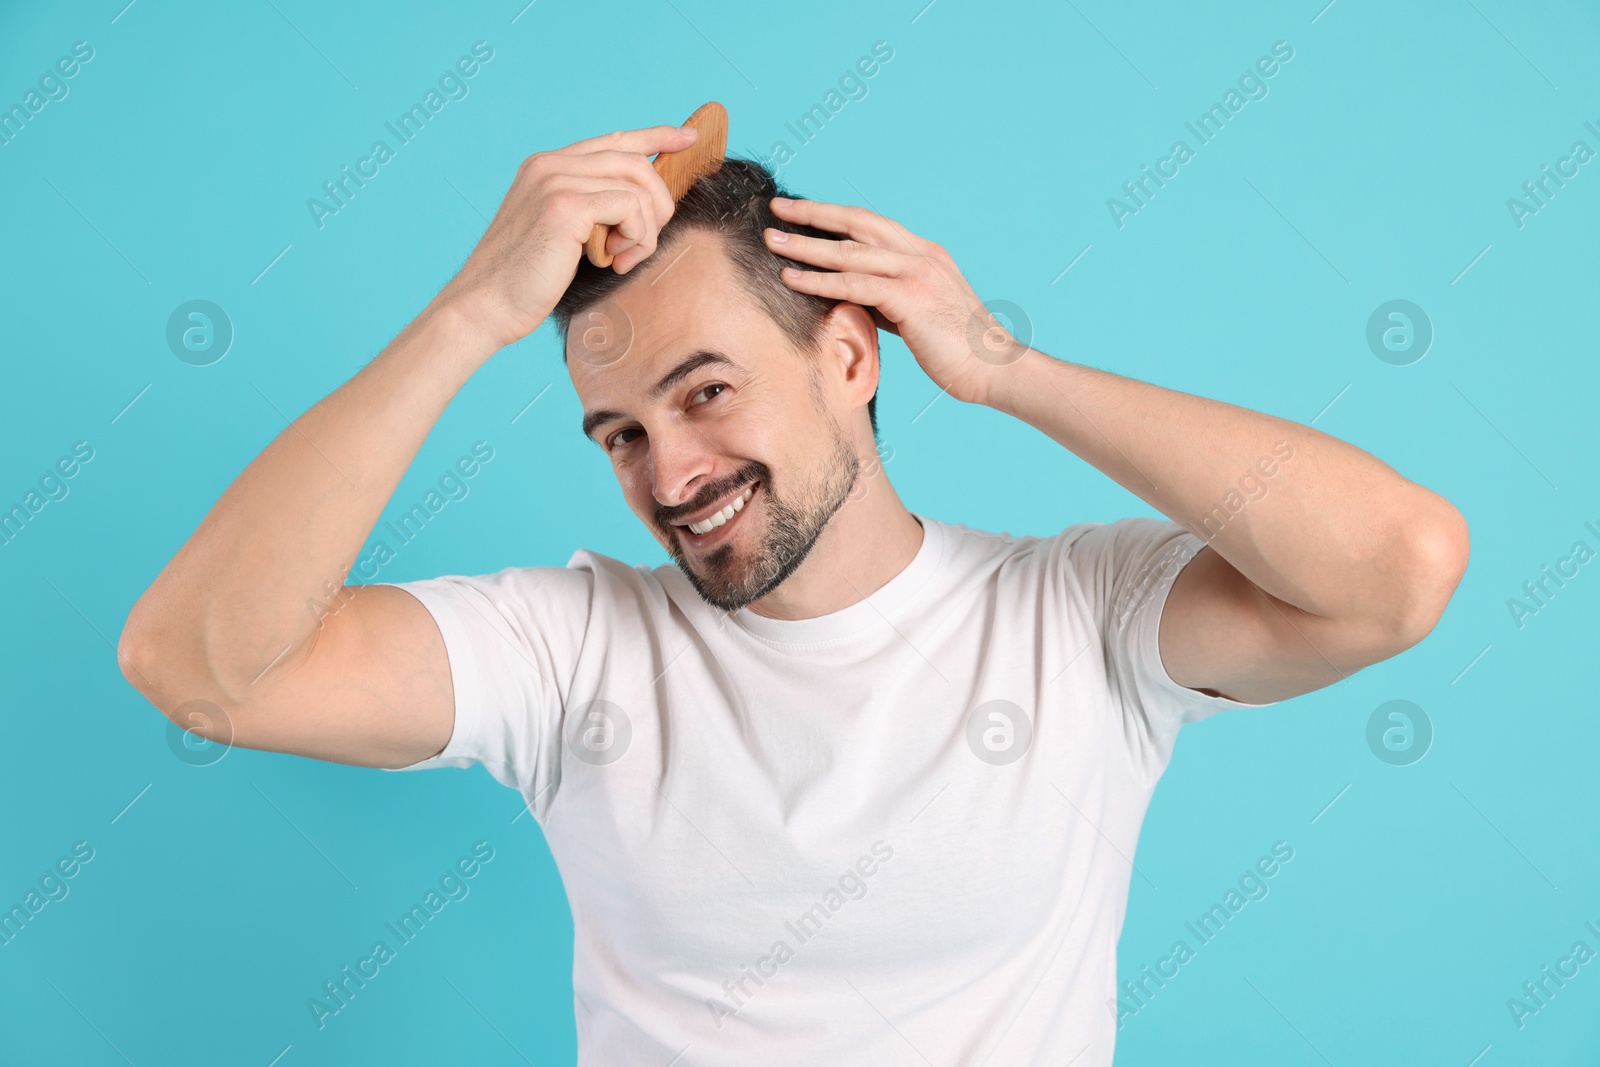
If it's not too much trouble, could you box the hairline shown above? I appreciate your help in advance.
[559,224,829,365]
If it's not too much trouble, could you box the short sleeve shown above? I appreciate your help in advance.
[1056,516,1277,785]
[370,565,593,819]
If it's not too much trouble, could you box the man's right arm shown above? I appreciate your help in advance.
[116,124,696,768]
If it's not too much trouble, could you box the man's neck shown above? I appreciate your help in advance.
[744,464,924,621]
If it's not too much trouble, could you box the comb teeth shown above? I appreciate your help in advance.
[662,163,715,201]
[654,101,728,200]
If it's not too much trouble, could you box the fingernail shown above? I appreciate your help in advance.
[771,196,791,205]
[766,227,788,243]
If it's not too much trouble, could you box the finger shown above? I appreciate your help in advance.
[613,233,674,274]
[611,241,653,275]
[606,224,635,256]
[606,202,658,273]
[531,147,668,233]
[542,150,673,237]
[576,185,651,259]
[768,196,919,253]
[587,182,664,273]
[546,175,658,247]
[778,266,895,311]
[564,123,698,159]
[764,228,908,277]
[609,180,661,254]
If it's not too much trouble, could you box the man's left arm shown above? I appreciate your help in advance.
[766,197,1470,705]
[980,354,1469,705]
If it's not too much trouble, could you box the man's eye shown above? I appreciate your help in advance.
[690,383,727,405]
[608,427,641,450]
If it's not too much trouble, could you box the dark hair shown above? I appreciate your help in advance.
[551,157,878,440]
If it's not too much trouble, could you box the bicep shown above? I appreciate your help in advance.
[1159,546,1393,705]
[221,584,456,768]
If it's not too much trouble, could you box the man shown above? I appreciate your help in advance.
[119,123,1468,1063]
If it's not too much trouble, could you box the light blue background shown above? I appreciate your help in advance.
[3,0,1598,1063]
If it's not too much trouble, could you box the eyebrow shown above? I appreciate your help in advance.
[581,350,741,443]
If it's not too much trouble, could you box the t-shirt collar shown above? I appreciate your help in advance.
[728,513,945,645]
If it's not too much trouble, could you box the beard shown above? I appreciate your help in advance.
[658,419,861,614]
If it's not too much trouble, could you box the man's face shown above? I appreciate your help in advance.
[568,231,863,613]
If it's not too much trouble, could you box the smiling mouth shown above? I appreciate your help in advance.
[675,482,758,539]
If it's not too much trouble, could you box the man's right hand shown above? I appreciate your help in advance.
[439,123,699,352]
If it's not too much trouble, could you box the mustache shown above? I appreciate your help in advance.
[657,463,767,526]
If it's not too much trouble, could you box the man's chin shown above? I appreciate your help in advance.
[675,557,763,614]
[660,522,744,605]
[660,458,851,614]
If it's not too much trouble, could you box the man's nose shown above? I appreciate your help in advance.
[648,417,720,509]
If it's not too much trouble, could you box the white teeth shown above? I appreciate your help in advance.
[686,485,755,535]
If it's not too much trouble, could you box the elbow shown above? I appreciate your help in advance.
[117,606,150,689]
[117,597,191,714]
[119,596,284,725]
[118,615,236,750]
[1383,499,1471,653]
[117,606,166,705]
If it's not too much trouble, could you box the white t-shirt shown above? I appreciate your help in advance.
[379,513,1273,1065]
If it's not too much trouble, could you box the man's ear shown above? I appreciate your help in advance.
[819,301,880,416]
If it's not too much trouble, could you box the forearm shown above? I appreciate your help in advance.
[987,348,1466,628]
[121,294,502,702]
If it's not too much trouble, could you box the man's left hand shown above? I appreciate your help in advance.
[765,196,1025,407]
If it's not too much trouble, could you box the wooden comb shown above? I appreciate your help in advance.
[584,101,728,269]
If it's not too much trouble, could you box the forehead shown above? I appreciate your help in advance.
[566,231,790,404]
